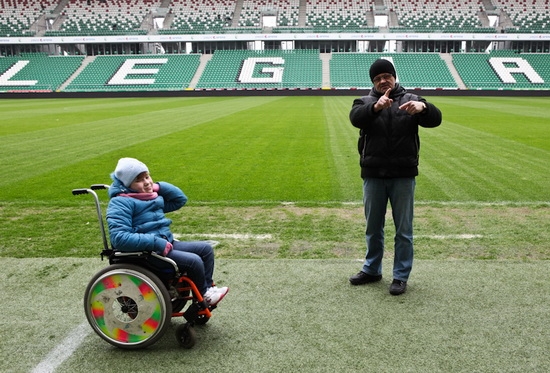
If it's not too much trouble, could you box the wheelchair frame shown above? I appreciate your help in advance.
[73,184,213,349]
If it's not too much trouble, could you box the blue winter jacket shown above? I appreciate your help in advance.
[106,177,187,253]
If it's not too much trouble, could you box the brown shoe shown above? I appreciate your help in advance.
[349,271,382,285]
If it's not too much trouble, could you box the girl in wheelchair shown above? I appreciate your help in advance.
[107,157,229,307]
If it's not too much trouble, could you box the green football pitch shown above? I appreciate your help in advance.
[0,95,549,372]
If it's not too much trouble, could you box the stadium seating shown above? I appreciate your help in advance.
[1,51,548,92]
[0,53,84,91]
[48,0,160,37]
[1,1,549,92]
[196,49,322,89]
[305,0,370,32]
[0,0,59,36]
[163,0,235,34]
[387,0,496,33]
[270,0,300,28]
[451,51,550,89]
[495,0,550,33]
[2,0,550,36]
[330,53,457,89]
[63,54,200,92]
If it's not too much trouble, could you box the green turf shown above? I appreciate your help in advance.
[0,96,548,259]
[2,258,549,373]
[0,96,549,372]
[0,96,548,203]
[417,96,549,202]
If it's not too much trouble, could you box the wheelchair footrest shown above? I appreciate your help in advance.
[183,300,212,323]
[183,303,200,323]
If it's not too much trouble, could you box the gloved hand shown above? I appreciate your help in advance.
[162,241,173,256]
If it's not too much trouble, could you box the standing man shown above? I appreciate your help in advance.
[348,59,442,295]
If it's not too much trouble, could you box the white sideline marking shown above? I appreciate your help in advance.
[416,234,483,239]
[32,323,90,373]
[174,233,273,240]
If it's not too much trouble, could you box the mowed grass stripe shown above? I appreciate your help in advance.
[322,96,362,202]
[420,122,549,201]
[430,96,550,151]
[419,97,550,202]
[0,96,284,189]
[0,97,211,134]
[121,96,339,202]
[1,96,548,204]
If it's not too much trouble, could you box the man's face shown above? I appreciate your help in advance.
[373,73,396,93]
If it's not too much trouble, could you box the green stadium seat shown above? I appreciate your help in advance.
[330,53,457,89]
[196,49,322,89]
[0,54,84,92]
[452,52,550,90]
[63,54,200,92]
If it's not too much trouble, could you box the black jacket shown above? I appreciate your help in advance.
[349,84,442,179]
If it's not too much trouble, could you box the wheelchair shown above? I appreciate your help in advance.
[73,184,214,350]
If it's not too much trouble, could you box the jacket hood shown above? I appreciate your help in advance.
[109,173,136,197]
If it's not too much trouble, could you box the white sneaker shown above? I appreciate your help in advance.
[203,286,229,306]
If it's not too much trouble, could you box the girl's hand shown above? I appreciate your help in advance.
[162,242,173,256]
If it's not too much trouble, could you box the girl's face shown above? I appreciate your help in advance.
[130,171,154,193]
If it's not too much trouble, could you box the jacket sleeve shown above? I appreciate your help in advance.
[157,181,187,213]
[417,99,442,128]
[349,96,380,130]
[106,197,166,252]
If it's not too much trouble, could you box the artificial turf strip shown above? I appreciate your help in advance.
[3,258,548,373]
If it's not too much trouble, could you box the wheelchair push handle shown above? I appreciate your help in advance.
[72,188,91,196]
[72,185,110,252]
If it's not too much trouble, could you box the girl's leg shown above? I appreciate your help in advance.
[171,241,215,289]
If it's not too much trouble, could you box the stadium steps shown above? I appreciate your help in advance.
[232,0,244,28]
[440,53,467,90]
[189,53,213,89]
[320,52,331,88]
[58,55,97,91]
[298,0,307,27]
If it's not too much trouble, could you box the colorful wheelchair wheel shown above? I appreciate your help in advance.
[84,264,172,349]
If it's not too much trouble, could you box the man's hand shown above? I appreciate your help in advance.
[399,101,426,115]
[374,88,393,112]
